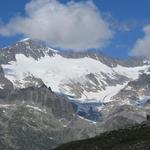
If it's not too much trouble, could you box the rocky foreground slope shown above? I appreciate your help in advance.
[0,82,97,149]
[55,121,150,150]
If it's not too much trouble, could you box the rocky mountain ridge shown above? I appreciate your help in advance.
[0,38,149,101]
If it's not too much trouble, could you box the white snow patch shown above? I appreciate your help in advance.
[26,105,46,113]
[82,83,128,103]
[19,38,30,42]
[78,116,97,124]
[114,65,147,80]
[47,47,58,53]
[0,84,5,89]
[48,137,54,140]
[0,104,16,108]
[125,86,133,91]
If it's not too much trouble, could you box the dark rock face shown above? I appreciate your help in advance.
[0,39,54,64]
[6,84,75,120]
[59,50,118,67]
[147,115,150,121]
[0,104,64,150]
[55,121,150,150]
[0,102,98,150]
[0,66,13,99]
[117,56,147,67]
[59,51,147,68]
[99,104,147,133]
[112,73,150,103]
[0,86,97,149]
[128,73,150,91]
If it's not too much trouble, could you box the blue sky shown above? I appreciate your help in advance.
[0,0,150,58]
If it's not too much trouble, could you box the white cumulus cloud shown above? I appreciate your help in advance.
[0,0,113,51]
[131,25,150,57]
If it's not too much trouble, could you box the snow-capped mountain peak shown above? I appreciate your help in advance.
[0,39,149,103]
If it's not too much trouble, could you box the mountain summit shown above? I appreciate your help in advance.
[0,38,149,102]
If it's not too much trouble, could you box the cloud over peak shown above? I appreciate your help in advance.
[0,0,113,51]
[131,25,150,57]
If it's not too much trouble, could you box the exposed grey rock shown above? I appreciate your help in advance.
[101,105,146,131]
[0,66,13,99]
[59,51,148,67]
[0,104,66,149]
[0,102,98,149]
[0,39,54,64]
[6,84,74,120]
[112,73,150,104]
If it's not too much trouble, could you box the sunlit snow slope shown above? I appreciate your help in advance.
[2,52,148,102]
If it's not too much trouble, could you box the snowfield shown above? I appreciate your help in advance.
[2,53,149,102]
